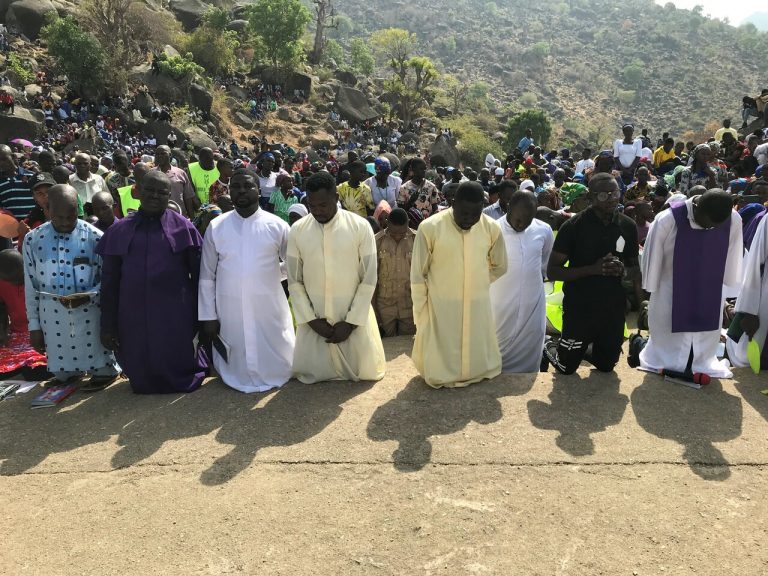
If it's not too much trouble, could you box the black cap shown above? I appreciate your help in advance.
[30,173,55,191]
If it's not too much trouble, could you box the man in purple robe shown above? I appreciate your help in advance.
[97,171,207,394]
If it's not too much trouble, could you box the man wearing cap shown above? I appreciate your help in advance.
[365,158,401,207]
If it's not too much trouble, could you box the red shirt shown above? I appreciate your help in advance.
[0,280,27,333]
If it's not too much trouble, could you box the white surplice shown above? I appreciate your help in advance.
[640,199,743,378]
[727,215,768,368]
[490,217,554,373]
[199,209,295,393]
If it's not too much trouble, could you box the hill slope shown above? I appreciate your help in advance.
[335,0,768,139]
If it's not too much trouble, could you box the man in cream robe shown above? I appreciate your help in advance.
[490,191,554,373]
[727,214,768,370]
[287,171,385,383]
[640,191,743,378]
[411,181,507,388]
[199,168,294,393]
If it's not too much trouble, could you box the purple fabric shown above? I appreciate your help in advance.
[670,203,731,333]
[97,209,207,394]
[743,209,767,251]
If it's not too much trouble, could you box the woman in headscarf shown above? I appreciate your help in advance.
[678,144,717,195]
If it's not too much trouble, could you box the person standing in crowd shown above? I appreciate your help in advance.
[104,151,133,196]
[678,144,718,195]
[337,161,374,218]
[208,158,232,205]
[518,128,534,153]
[199,168,294,393]
[287,171,385,383]
[0,145,36,223]
[365,158,401,207]
[256,152,279,209]
[574,148,594,174]
[69,152,108,213]
[543,173,639,374]
[613,124,642,183]
[728,215,768,371]
[23,185,120,388]
[98,171,207,394]
[269,174,300,223]
[483,180,517,221]
[116,162,148,217]
[411,181,507,388]
[91,191,116,232]
[640,189,743,378]
[490,191,554,373]
[374,207,416,337]
[153,145,197,216]
[188,147,219,205]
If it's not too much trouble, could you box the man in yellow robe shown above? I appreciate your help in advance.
[287,171,386,383]
[411,181,507,388]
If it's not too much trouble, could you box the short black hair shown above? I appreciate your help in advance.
[508,190,537,212]
[305,171,337,194]
[389,207,408,226]
[698,189,733,225]
[217,158,233,170]
[349,160,368,172]
[497,180,518,196]
[454,181,485,204]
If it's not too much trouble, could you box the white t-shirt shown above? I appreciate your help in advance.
[258,171,278,198]
[641,147,654,160]
[613,138,643,169]
[754,142,768,166]
[574,158,595,174]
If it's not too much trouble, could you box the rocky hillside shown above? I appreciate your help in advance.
[335,0,768,137]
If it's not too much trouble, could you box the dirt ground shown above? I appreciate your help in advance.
[1,336,767,575]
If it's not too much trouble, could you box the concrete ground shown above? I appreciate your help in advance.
[1,336,767,575]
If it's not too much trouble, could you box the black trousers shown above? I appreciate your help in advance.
[551,298,626,375]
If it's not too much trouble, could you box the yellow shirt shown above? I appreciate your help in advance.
[188,162,220,204]
[337,181,374,217]
[410,209,507,388]
[653,147,676,167]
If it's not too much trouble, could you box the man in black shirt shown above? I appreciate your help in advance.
[544,173,639,374]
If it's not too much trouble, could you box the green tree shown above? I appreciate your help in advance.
[622,62,644,90]
[201,6,230,31]
[246,0,311,70]
[322,38,344,66]
[41,15,107,94]
[349,38,374,75]
[384,55,438,123]
[370,28,416,83]
[442,74,468,113]
[505,109,552,150]
[328,13,354,39]
[185,26,239,76]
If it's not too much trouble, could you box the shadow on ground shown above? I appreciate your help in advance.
[527,371,629,457]
[0,377,372,486]
[367,373,536,471]
[631,373,743,481]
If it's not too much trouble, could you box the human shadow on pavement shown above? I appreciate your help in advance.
[199,379,374,486]
[631,373,742,481]
[527,371,629,457]
[367,373,536,472]
[734,370,768,424]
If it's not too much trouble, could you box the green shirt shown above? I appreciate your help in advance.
[269,189,298,222]
[188,162,219,204]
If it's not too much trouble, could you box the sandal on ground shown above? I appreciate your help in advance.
[80,374,121,393]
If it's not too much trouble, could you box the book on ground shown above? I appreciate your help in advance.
[30,385,77,408]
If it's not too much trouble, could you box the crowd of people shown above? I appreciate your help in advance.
[0,95,767,395]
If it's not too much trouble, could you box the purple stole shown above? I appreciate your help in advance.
[670,203,731,333]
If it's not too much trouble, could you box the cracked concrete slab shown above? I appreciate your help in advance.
[1,336,767,574]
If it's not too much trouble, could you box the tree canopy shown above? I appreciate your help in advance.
[505,110,552,150]
[246,0,311,70]
[41,15,107,94]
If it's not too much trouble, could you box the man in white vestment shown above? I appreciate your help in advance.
[490,191,554,373]
[199,168,295,392]
[287,171,386,383]
[640,190,742,378]
[727,215,768,370]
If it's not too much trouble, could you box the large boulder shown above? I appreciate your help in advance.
[334,69,358,87]
[258,70,313,95]
[233,111,253,128]
[24,83,42,99]
[429,134,460,168]
[129,63,187,103]
[5,0,57,39]
[168,0,210,30]
[0,106,43,143]
[225,19,248,33]
[0,0,15,21]
[188,83,212,113]
[184,126,216,151]
[277,107,301,124]
[141,119,185,147]
[133,91,157,118]
[334,85,380,123]
[226,84,249,101]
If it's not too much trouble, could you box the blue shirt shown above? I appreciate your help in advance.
[0,167,35,219]
[518,136,534,152]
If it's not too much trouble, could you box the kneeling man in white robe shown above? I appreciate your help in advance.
[490,190,554,373]
[199,168,295,392]
[640,190,742,378]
